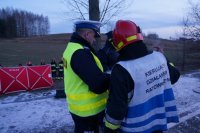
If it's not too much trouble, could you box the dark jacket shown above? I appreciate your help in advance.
[69,32,110,94]
[97,40,119,71]
[97,31,119,72]
[104,41,180,132]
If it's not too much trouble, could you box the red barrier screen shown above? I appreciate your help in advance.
[0,65,53,94]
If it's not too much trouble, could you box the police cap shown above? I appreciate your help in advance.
[75,20,101,37]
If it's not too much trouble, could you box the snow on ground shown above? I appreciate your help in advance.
[0,70,200,133]
[173,71,200,111]
[168,70,200,129]
[0,90,74,133]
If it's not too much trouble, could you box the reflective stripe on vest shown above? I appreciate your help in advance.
[105,120,120,130]
[63,42,108,117]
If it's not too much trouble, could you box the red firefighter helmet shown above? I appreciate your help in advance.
[112,20,143,51]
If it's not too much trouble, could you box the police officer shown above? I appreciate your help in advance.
[51,58,57,79]
[63,20,110,133]
[104,20,180,133]
[58,58,64,79]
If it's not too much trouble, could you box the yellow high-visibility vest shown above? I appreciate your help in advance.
[63,42,108,117]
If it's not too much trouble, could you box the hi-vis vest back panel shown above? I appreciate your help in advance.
[118,51,179,133]
[63,42,108,117]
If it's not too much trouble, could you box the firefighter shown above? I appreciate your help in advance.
[26,61,32,66]
[40,59,46,65]
[51,58,57,79]
[97,31,119,72]
[104,20,180,133]
[63,20,110,133]
[58,58,64,79]
[18,64,22,67]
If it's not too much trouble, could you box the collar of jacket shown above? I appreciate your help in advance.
[118,41,149,61]
[70,32,96,53]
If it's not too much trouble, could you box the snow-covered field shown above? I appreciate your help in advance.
[0,70,200,133]
[0,89,74,132]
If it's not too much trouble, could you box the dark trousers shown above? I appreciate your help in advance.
[71,111,105,133]
[52,71,57,78]
[58,71,63,78]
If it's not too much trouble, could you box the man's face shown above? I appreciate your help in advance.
[84,29,96,45]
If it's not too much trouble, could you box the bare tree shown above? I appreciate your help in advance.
[183,0,200,40]
[62,0,132,24]
[0,8,50,38]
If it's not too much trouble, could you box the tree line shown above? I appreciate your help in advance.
[183,1,200,40]
[0,7,50,38]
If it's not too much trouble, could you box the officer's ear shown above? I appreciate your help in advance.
[80,30,89,40]
[84,30,90,38]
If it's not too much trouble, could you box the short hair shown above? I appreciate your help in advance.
[76,28,93,36]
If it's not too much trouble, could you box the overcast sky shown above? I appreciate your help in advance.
[0,0,193,39]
